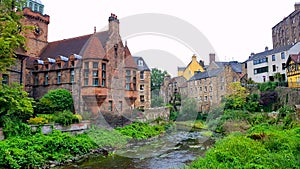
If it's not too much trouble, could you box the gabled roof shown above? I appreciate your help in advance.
[133,56,150,71]
[247,45,293,62]
[177,67,185,71]
[80,34,106,59]
[287,52,300,65]
[189,68,223,81]
[124,46,137,69]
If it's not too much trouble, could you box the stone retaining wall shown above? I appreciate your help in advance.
[276,87,300,107]
[137,107,170,122]
[0,128,4,141]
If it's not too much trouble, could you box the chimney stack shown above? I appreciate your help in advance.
[295,2,300,11]
[265,46,269,51]
[108,13,119,34]
[209,53,215,64]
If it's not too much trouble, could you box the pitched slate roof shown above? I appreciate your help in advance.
[133,56,150,71]
[247,45,293,62]
[177,67,185,71]
[214,61,242,73]
[189,68,223,81]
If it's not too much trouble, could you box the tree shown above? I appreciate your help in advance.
[150,68,168,96]
[177,97,198,121]
[35,89,74,114]
[0,0,27,73]
[224,82,249,110]
[0,83,34,127]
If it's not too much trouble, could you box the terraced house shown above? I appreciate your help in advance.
[4,0,151,116]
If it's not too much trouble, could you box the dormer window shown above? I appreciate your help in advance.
[138,60,144,66]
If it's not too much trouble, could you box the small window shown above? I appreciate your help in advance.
[108,100,113,111]
[45,64,49,70]
[70,69,75,83]
[282,63,286,70]
[101,63,106,87]
[138,60,144,66]
[272,55,276,61]
[281,52,285,59]
[140,71,144,80]
[2,74,9,85]
[93,62,98,69]
[44,73,48,85]
[34,74,38,85]
[272,65,276,72]
[57,72,61,84]
[84,62,89,69]
[140,84,144,91]
[140,95,145,102]
[71,61,75,67]
[57,63,61,69]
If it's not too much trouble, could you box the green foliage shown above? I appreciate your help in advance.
[224,82,249,110]
[116,122,165,140]
[258,81,277,91]
[150,68,168,93]
[53,110,79,126]
[3,119,33,138]
[0,130,97,168]
[151,95,164,107]
[85,126,129,148]
[169,111,179,121]
[187,126,300,169]
[35,88,74,114]
[27,117,48,125]
[0,83,34,127]
[244,93,261,112]
[0,0,27,73]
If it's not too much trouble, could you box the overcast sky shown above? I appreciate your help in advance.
[42,0,297,74]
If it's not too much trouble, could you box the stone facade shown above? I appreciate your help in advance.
[7,2,151,117]
[272,3,300,49]
[160,75,187,105]
[187,61,243,112]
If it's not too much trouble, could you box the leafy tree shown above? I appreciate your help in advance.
[0,0,27,73]
[0,83,34,127]
[150,68,168,96]
[224,82,249,110]
[35,88,74,114]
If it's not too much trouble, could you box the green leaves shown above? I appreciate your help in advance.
[0,83,34,127]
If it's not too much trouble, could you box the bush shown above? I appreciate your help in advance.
[53,110,79,126]
[28,117,48,125]
[116,122,165,139]
[259,91,278,112]
[35,89,74,114]
[0,83,34,127]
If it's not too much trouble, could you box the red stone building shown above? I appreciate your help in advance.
[4,1,151,117]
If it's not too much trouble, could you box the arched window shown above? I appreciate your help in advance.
[29,2,32,8]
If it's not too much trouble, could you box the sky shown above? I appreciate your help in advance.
[42,0,297,76]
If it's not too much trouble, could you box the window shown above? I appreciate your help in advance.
[71,61,75,67]
[34,74,38,85]
[2,74,8,85]
[84,62,89,86]
[140,84,144,91]
[272,65,276,72]
[209,86,212,91]
[281,52,285,59]
[133,71,136,90]
[29,2,32,8]
[221,85,224,90]
[204,96,208,101]
[138,59,144,66]
[102,63,106,87]
[221,77,224,82]
[44,73,48,85]
[253,58,268,65]
[125,70,131,90]
[282,63,286,70]
[92,71,99,86]
[34,3,38,11]
[140,71,144,80]
[210,96,212,101]
[204,86,207,92]
[70,69,74,83]
[45,64,49,70]
[39,5,43,13]
[57,63,61,69]
[200,86,202,91]
[272,55,276,61]
[108,100,113,111]
[93,62,98,69]
[140,95,145,102]
[254,66,268,74]
[57,72,61,84]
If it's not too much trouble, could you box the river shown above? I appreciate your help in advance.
[58,129,214,169]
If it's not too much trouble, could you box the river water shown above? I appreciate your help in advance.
[58,129,214,169]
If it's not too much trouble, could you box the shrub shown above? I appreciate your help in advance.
[35,89,74,114]
[259,90,278,112]
[53,110,79,126]
[28,117,48,125]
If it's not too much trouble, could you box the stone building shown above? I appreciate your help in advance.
[272,3,300,49]
[4,1,151,116]
[133,56,151,109]
[160,75,187,106]
[187,61,243,112]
